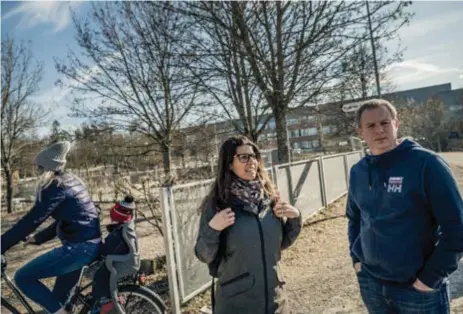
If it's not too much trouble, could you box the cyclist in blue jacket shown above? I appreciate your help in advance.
[1,141,102,314]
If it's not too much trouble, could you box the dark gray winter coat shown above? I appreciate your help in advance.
[195,195,302,314]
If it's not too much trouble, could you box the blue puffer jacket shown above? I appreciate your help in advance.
[1,172,102,254]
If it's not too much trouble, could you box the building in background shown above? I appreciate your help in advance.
[183,82,463,159]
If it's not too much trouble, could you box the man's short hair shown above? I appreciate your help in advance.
[356,99,397,127]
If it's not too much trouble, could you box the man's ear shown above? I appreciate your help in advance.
[393,118,400,129]
[356,126,363,139]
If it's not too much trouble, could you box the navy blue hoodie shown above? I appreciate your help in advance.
[347,139,463,289]
[1,172,102,254]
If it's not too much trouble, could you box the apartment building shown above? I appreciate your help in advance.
[184,82,463,155]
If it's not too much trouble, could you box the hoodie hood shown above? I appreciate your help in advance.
[365,137,420,190]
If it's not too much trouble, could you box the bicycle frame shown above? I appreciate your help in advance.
[1,259,149,314]
[1,262,97,314]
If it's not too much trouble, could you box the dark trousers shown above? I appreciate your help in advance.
[14,242,100,313]
[356,269,450,314]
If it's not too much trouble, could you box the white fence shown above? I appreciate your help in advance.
[160,150,363,313]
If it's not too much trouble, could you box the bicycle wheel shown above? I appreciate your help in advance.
[1,297,21,314]
[79,285,166,314]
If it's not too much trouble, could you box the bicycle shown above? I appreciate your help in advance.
[1,256,167,314]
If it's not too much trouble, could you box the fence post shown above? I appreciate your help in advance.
[343,153,349,188]
[160,185,181,314]
[272,165,279,190]
[318,156,327,207]
[286,164,295,206]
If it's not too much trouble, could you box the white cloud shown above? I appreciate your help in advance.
[385,58,461,87]
[459,74,463,79]
[387,59,460,74]
[3,1,84,33]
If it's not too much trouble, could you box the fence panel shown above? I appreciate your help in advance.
[321,155,348,204]
[170,179,214,303]
[275,166,291,204]
[288,159,323,219]
[346,152,362,181]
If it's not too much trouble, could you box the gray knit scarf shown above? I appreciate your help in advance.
[229,176,263,205]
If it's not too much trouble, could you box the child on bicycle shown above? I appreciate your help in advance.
[91,195,138,314]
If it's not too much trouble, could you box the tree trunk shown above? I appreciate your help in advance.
[4,166,14,214]
[247,130,259,144]
[274,107,290,163]
[162,144,172,176]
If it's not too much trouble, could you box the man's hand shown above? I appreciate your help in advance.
[208,208,235,231]
[413,279,434,292]
[354,262,362,273]
[273,202,300,219]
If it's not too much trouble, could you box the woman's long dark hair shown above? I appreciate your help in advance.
[200,135,277,212]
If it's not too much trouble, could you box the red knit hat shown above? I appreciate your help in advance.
[110,195,135,223]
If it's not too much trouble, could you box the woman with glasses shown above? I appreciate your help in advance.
[195,136,302,314]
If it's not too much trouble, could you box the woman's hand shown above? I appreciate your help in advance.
[24,235,38,246]
[273,201,300,219]
[208,208,235,231]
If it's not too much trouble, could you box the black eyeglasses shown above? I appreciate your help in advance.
[234,153,258,164]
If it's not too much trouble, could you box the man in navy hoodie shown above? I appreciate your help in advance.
[346,99,463,313]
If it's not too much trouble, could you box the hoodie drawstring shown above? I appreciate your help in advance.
[368,165,372,191]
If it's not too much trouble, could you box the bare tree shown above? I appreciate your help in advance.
[56,2,203,176]
[397,97,451,152]
[338,41,401,101]
[184,1,412,163]
[1,37,45,213]
[183,4,272,143]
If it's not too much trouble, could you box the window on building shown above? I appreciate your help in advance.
[300,127,317,136]
[290,129,300,138]
[301,115,316,123]
[300,141,312,149]
[292,142,300,149]
[312,139,320,148]
[322,126,331,134]
[287,118,299,126]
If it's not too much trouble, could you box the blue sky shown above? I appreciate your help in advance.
[2,1,463,135]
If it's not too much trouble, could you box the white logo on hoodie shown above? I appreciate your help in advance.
[387,177,403,193]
